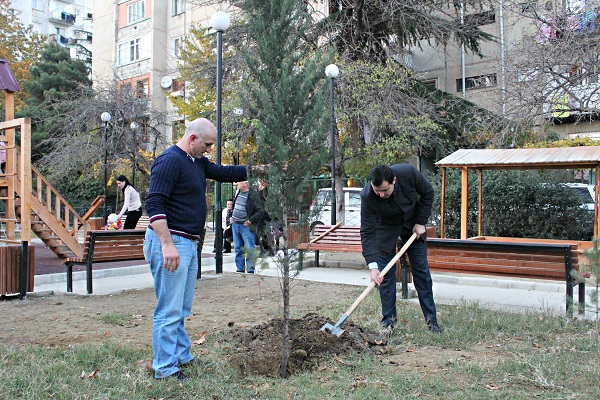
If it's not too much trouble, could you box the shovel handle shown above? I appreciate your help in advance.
[342,232,418,318]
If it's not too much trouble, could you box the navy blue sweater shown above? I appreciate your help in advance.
[145,145,246,239]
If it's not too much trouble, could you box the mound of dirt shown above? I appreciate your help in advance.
[221,312,385,377]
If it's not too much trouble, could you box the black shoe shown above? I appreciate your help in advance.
[428,323,442,334]
[247,270,255,274]
[179,358,197,368]
[157,370,188,381]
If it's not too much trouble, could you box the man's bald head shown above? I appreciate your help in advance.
[177,118,217,159]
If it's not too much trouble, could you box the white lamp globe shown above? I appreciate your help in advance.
[101,112,111,123]
[210,11,230,32]
[325,64,339,79]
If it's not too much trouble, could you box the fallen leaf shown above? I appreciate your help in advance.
[406,349,417,353]
[193,330,207,345]
[136,359,153,371]
[87,370,99,379]
[485,383,499,390]
[533,343,542,348]
[102,331,111,337]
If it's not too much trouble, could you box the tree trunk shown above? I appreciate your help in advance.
[279,212,291,378]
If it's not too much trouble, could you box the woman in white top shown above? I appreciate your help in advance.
[116,175,143,229]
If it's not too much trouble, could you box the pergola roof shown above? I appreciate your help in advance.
[436,146,600,170]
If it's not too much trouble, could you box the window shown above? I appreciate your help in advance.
[465,10,495,26]
[128,1,145,24]
[136,79,149,98]
[456,74,497,92]
[118,38,140,65]
[173,36,184,57]
[9,9,22,22]
[420,79,438,89]
[173,0,185,16]
[32,0,44,11]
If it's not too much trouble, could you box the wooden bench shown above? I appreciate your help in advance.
[296,224,361,268]
[298,226,588,317]
[135,215,150,229]
[402,238,589,317]
[63,229,146,294]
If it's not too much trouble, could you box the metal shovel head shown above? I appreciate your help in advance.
[320,322,345,337]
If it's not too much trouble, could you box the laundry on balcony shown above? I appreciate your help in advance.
[61,11,76,24]
[58,35,69,45]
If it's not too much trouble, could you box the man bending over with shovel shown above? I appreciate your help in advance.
[360,164,442,337]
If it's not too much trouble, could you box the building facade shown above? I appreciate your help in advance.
[9,0,94,63]
[409,0,600,140]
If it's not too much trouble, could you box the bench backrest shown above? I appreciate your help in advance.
[426,238,578,280]
[83,230,146,262]
[135,215,150,230]
[311,225,361,246]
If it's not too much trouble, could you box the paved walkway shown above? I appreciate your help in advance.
[31,241,596,320]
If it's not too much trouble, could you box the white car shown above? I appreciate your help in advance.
[563,183,595,211]
[309,187,363,230]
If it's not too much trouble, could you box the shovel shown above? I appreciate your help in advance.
[320,232,418,337]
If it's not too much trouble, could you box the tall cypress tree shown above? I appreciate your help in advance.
[239,0,332,377]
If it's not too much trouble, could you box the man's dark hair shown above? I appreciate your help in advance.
[368,165,395,186]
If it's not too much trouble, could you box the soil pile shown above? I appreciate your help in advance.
[221,312,384,377]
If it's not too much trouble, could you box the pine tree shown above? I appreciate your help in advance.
[239,0,332,377]
[18,41,91,159]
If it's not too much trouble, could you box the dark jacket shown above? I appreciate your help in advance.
[360,164,434,265]
[233,190,268,233]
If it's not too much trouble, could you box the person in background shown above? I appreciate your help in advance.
[144,118,246,381]
[223,198,234,253]
[257,179,274,256]
[360,164,441,337]
[213,198,234,253]
[116,175,143,229]
[231,180,266,273]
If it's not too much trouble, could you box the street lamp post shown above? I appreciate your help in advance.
[101,112,112,222]
[325,64,339,224]
[210,11,230,275]
[130,121,139,187]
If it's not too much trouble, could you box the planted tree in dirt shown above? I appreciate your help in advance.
[238,0,331,377]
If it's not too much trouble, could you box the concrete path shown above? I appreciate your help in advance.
[32,245,596,320]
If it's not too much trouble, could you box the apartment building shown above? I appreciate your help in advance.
[9,0,94,63]
[90,1,600,148]
[92,1,213,145]
[409,0,600,140]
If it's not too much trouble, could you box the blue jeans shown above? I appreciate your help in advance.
[144,229,198,378]
[376,226,437,327]
[232,222,256,273]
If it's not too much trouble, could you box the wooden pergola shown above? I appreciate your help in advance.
[435,147,600,239]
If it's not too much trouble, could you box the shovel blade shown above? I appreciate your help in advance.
[320,322,345,337]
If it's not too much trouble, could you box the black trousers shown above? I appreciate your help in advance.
[124,209,143,229]
[376,225,437,327]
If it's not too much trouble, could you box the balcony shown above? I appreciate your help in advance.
[50,10,76,25]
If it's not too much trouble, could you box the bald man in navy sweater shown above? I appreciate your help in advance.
[144,118,246,381]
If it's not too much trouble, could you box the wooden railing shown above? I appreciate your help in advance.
[30,164,89,236]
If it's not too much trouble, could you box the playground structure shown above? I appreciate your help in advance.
[1,60,104,297]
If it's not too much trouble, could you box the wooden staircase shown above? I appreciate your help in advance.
[0,118,101,260]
